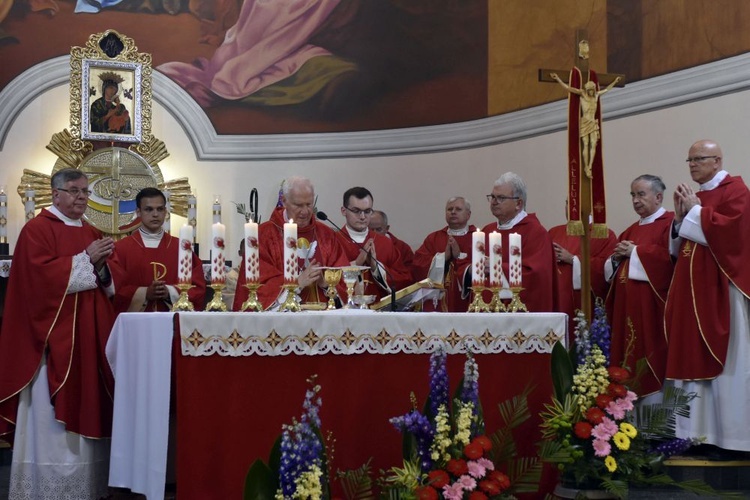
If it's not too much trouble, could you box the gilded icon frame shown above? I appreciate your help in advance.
[81,59,142,143]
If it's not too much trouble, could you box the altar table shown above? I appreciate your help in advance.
[106,311,567,499]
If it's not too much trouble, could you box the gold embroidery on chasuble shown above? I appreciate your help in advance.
[618,265,628,284]
[682,240,693,258]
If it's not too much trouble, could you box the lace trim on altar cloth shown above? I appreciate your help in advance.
[181,328,564,357]
[9,458,109,499]
[68,252,97,294]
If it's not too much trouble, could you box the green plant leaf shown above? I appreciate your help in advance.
[243,459,277,500]
[551,340,574,402]
[337,459,375,500]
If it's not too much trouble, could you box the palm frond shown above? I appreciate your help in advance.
[337,459,375,500]
[506,456,542,494]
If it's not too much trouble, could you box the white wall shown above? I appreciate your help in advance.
[2,82,750,259]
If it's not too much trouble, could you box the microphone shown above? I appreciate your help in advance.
[316,211,397,311]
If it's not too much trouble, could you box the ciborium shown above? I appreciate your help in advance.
[323,268,342,310]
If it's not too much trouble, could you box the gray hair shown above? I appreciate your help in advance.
[493,172,527,207]
[632,174,666,194]
[373,210,388,225]
[51,168,87,189]
[282,176,314,197]
[447,196,471,211]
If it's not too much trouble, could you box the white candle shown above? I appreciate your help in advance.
[178,224,193,284]
[244,221,259,282]
[187,194,197,242]
[471,229,485,287]
[212,195,221,224]
[509,232,522,288]
[0,186,7,242]
[163,190,171,234]
[488,231,502,286]
[211,222,226,283]
[24,187,35,222]
[283,219,298,283]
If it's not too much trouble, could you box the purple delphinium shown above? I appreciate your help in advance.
[429,348,449,419]
[590,304,612,364]
[651,438,695,458]
[279,382,324,496]
[460,353,483,438]
[390,410,434,471]
[573,310,591,363]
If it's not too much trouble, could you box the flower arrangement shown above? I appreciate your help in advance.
[382,348,540,499]
[538,304,720,498]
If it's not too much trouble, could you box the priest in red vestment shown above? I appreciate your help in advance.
[369,209,416,281]
[233,176,350,310]
[456,172,555,312]
[0,169,115,498]
[110,188,206,313]
[605,175,674,397]
[335,187,413,300]
[665,140,750,453]
[413,196,476,312]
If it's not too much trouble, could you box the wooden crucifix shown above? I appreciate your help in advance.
[539,29,625,322]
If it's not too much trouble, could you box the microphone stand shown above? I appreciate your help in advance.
[316,211,398,312]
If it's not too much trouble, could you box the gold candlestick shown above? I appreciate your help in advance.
[240,283,264,312]
[172,283,195,311]
[324,268,343,310]
[279,283,301,312]
[467,285,489,313]
[507,286,528,313]
[488,286,508,313]
[205,283,228,311]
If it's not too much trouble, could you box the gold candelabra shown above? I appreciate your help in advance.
[488,286,508,313]
[205,283,228,312]
[507,286,528,313]
[240,283,264,312]
[279,283,301,312]
[172,283,195,311]
[467,285,489,313]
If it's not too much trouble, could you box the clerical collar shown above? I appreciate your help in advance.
[346,225,369,244]
[139,226,164,248]
[48,206,83,227]
[639,206,666,225]
[497,210,527,230]
[700,170,728,191]
[447,225,470,236]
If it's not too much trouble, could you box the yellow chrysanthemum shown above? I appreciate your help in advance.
[620,422,638,438]
[613,432,631,451]
[605,455,617,472]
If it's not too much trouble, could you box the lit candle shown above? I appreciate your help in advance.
[178,224,193,284]
[471,229,485,287]
[283,219,298,284]
[212,195,221,224]
[24,186,35,222]
[244,221,259,282]
[163,189,171,234]
[508,232,522,288]
[0,186,7,243]
[488,231,502,286]
[187,194,197,243]
[211,222,226,283]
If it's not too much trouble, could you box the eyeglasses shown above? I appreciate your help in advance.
[57,188,93,197]
[345,206,373,216]
[486,194,519,203]
[685,156,718,163]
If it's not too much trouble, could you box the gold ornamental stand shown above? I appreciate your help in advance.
[507,287,528,313]
[172,283,195,311]
[240,283,264,312]
[205,283,228,312]
[279,284,301,312]
[488,286,508,313]
[467,286,489,313]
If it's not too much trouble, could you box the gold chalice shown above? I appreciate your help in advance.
[323,268,343,310]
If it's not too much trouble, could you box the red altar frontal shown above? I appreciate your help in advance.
[106,311,567,499]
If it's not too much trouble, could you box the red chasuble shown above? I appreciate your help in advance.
[110,231,206,313]
[336,227,414,300]
[234,207,350,310]
[455,214,555,313]
[388,232,416,281]
[0,209,115,444]
[550,224,618,324]
[605,211,674,396]
[412,225,476,312]
[665,175,750,380]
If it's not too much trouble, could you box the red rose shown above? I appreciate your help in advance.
[574,421,593,439]
[415,486,438,500]
[487,471,511,490]
[479,479,500,495]
[469,492,489,500]
[473,435,492,452]
[585,407,605,425]
[464,441,484,460]
[596,394,614,409]
[446,458,469,477]
[608,366,630,383]
[427,470,450,489]
[608,383,628,398]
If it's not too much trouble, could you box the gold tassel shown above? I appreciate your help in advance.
[591,223,609,239]
[566,220,584,236]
